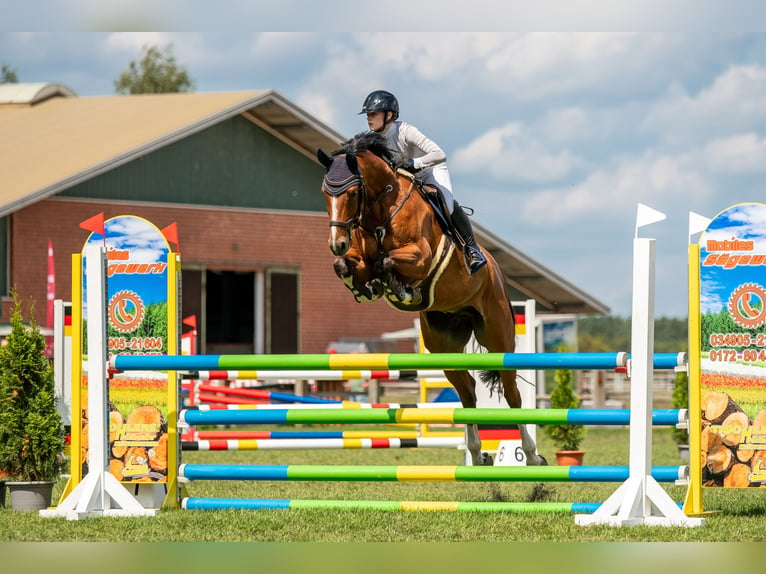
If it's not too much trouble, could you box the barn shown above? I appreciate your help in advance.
[0,83,608,354]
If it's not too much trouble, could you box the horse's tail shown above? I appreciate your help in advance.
[479,370,503,397]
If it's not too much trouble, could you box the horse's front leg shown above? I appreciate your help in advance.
[333,251,382,303]
[376,240,433,305]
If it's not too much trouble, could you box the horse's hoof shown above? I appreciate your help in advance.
[406,287,422,306]
[481,452,494,466]
[538,455,548,466]
[333,258,351,277]
[367,279,384,299]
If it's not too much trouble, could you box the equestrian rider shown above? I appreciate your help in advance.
[360,89,487,274]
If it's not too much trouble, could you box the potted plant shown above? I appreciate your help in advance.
[0,289,64,511]
[544,367,587,465]
[671,370,690,461]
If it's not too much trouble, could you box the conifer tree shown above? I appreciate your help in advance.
[0,290,64,481]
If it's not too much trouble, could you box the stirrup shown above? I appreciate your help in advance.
[465,246,487,274]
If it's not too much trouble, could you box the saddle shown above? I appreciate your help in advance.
[396,168,463,247]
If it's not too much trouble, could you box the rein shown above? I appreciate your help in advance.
[371,179,415,251]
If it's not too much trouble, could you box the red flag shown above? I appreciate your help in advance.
[79,212,105,236]
[182,315,197,330]
[161,222,179,249]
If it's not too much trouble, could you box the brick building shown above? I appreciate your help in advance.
[0,83,607,354]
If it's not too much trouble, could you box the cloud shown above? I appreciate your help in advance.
[643,64,766,144]
[452,122,586,182]
[703,133,766,175]
[106,32,171,52]
[520,151,711,224]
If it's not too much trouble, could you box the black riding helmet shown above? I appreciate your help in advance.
[359,90,399,121]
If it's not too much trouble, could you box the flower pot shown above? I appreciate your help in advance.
[6,481,55,511]
[554,450,585,466]
[0,470,8,507]
[677,444,690,462]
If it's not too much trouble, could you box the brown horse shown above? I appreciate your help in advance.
[317,132,546,466]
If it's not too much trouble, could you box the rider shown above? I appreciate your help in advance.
[359,89,487,274]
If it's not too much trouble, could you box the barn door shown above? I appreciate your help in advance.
[268,271,298,353]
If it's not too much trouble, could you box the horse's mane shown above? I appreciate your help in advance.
[333,131,401,167]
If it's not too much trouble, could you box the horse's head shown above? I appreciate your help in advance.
[318,132,399,256]
[317,147,363,256]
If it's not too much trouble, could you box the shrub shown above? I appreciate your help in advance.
[671,371,689,445]
[544,368,586,451]
[0,290,64,481]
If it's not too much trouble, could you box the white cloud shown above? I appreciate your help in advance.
[452,122,585,182]
[106,32,173,52]
[643,65,766,143]
[703,133,766,175]
[480,33,678,99]
[520,152,711,224]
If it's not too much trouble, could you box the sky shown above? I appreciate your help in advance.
[3,11,766,319]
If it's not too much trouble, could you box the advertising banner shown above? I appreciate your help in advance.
[698,202,766,488]
[80,215,176,485]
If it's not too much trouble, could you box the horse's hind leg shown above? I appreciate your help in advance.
[475,291,547,466]
[421,312,490,466]
[498,371,547,466]
[443,370,490,466]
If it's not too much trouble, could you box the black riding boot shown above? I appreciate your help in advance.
[451,201,487,274]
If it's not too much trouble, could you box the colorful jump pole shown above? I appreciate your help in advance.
[182,436,465,451]
[184,370,446,380]
[178,406,685,427]
[182,498,605,513]
[178,463,687,483]
[112,351,685,372]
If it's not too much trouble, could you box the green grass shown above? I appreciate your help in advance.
[2,424,765,542]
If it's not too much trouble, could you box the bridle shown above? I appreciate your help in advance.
[322,153,414,251]
[322,169,363,235]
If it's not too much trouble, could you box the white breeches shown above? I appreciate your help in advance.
[422,163,454,214]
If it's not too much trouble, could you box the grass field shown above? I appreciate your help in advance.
[2,421,766,543]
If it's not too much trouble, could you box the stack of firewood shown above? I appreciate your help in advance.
[109,404,168,482]
[79,399,168,482]
[701,390,766,487]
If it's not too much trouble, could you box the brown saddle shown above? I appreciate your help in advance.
[396,168,463,247]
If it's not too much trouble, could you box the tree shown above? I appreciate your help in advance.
[114,44,194,95]
[1,64,18,84]
[0,290,64,482]
[544,367,586,452]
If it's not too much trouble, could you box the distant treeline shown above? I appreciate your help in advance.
[577,316,688,353]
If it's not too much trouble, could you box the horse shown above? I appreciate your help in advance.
[317,131,546,467]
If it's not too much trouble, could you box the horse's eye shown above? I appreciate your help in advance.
[348,189,357,199]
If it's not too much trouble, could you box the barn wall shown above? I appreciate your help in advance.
[7,198,415,353]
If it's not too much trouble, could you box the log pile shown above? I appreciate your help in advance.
[80,400,168,482]
[701,390,766,487]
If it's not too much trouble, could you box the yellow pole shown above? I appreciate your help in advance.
[684,243,704,515]
[57,254,83,501]
[162,252,184,508]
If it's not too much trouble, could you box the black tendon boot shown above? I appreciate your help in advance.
[451,201,487,274]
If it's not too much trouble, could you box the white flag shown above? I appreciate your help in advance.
[688,211,712,238]
[635,203,666,235]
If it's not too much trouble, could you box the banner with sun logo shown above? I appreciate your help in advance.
[75,215,179,491]
[697,202,766,489]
